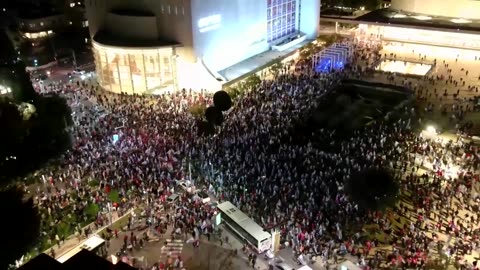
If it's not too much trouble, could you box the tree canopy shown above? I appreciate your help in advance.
[345,167,400,212]
[0,94,73,185]
[0,187,40,269]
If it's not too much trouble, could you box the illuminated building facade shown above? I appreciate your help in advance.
[92,43,176,94]
[85,0,320,94]
[321,0,480,52]
[267,0,298,42]
[391,0,480,20]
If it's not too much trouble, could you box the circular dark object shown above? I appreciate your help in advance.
[197,120,215,136]
[205,106,223,125]
[213,91,232,111]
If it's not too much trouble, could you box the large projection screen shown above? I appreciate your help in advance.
[191,0,270,72]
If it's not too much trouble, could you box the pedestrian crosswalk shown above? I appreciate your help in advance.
[159,239,184,259]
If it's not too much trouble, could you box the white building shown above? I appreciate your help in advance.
[85,0,320,94]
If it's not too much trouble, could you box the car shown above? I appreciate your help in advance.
[73,69,85,75]
[195,191,211,204]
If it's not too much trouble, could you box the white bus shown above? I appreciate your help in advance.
[56,235,107,263]
[217,201,271,253]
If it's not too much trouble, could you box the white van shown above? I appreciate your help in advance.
[194,191,211,204]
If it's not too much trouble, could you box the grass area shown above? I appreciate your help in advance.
[97,208,143,236]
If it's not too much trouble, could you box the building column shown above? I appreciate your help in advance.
[171,47,178,91]
[142,52,148,93]
[157,49,162,86]
[104,51,112,92]
[127,53,134,94]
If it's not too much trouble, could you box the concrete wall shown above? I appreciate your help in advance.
[85,0,109,37]
[391,0,480,20]
[299,0,321,39]
[190,0,270,72]
[104,13,158,40]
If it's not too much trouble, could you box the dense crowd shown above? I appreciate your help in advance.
[26,38,480,270]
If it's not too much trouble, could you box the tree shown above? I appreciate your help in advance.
[10,61,37,103]
[0,99,27,167]
[0,30,37,103]
[0,94,73,185]
[243,74,262,92]
[345,167,399,212]
[0,187,40,269]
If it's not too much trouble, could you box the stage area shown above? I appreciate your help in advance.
[375,60,432,76]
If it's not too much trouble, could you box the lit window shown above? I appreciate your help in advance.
[40,22,44,26]
[69,21,73,25]
[70,2,75,7]
[82,20,88,27]
[167,5,171,14]
[29,23,35,27]
[182,7,185,15]
[174,6,178,15]
[77,1,81,4]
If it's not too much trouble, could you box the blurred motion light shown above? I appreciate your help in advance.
[451,18,471,24]
[393,14,407,19]
[413,15,432,21]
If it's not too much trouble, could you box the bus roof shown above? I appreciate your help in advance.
[217,201,271,240]
[56,235,105,263]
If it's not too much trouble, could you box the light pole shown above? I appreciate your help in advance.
[72,49,77,68]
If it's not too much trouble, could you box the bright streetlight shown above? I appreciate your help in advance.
[426,126,436,134]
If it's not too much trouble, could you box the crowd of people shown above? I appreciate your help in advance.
[23,37,480,270]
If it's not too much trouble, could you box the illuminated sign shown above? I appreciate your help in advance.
[198,15,221,33]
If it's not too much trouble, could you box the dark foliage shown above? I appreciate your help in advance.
[10,62,37,103]
[0,94,73,185]
[197,120,215,136]
[205,106,223,126]
[213,91,232,111]
[345,167,400,212]
[0,187,40,269]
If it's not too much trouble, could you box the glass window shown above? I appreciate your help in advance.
[267,0,296,42]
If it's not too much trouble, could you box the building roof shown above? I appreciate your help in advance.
[63,249,112,270]
[93,31,180,49]
[322,8,480,34]
[18,250,137,270]
[18,253,63,270]
[356,9,480,32]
